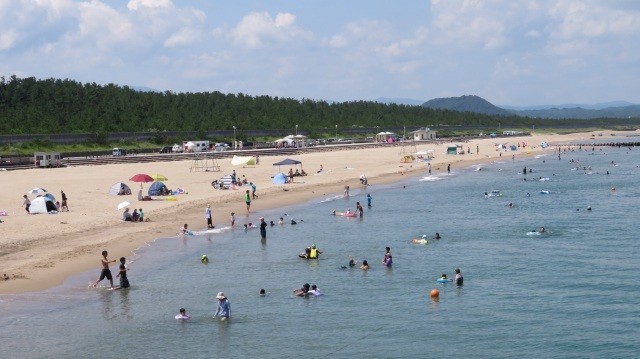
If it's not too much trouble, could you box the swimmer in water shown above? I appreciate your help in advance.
[201,255,209,263]
[181,224,189,235]
[434,232,441,240]
[259,289,266,296]
[175,308,191,320]
[360,260,370,270]
[278,217,284,225]
[538,227,545,233]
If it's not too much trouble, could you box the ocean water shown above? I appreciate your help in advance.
[2,145,640,358]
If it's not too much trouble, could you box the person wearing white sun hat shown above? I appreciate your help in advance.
[213,292,231,320]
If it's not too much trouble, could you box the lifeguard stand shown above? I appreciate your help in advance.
[190,153,221,172]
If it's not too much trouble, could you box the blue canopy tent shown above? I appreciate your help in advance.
[148,181,169,196]
[273,172,287,185]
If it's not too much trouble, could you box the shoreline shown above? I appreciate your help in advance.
[0,131,627,294]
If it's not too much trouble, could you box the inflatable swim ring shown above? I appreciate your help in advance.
[411,238,429,245]
[436,278,451,283]
[332,211,358,217]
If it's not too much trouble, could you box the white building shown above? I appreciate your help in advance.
[411,127,437,141]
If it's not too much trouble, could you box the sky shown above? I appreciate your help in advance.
[1,0,639,106]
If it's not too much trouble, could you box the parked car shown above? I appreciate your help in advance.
[159,146,173,153]
[112,148,127,156]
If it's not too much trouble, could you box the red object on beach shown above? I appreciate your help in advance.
[129,174,154,183]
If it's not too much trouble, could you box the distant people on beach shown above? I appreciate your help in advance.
[175,308,191,320]
[250,182,258,199]
[181,224,190,235]
[245,190,251,213]
[230,212,236,227]
[213,292,231,320]
[138,208,144,222]
[116,257,129,289]
[23,195,30,214]
[60,190,69,211]
[317,164,323,173]
[447,164,451,174]
[205,204,213,229]
[344,185,350,197]
[132,209,140,222]
[92,250,116,289]
[123,208,132,221]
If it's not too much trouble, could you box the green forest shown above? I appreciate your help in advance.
[0,76,636,135]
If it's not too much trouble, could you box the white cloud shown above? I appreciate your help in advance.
[127,0,173,11]
[0,29,18,50]
[164,27,201,47]
[325,35,347,48]
[230,11,304,48]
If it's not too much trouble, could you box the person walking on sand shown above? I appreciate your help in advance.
[213,292,231,320]
[60,190,69,211]
[205,204,213,229]
[250,182,258,199]
[92,250,116,289]
[115,257,129,289]
[23,195,30,214]
[245,190,251,213]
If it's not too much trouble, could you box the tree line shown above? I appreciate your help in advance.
[0,75,637,136]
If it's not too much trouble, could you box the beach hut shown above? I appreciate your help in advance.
[34,152,61,168]
[109,182,132,196]
[410,127,437,141]
[29,196,57,214]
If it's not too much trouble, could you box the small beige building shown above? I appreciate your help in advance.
[34,152,61,167]
[411,127,437,141]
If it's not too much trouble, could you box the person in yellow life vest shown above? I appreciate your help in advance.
[309,244,322,259]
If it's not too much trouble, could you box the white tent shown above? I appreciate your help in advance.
[29,196,57,214]
[231,155,256,166]
[109,182,132,196]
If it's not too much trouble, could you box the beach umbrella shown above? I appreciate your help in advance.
[150,174,168,181]
[117,201,131,211]
[29,187,47,195]
[129,174,154,183]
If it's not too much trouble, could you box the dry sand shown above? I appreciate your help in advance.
[0,131,617,293]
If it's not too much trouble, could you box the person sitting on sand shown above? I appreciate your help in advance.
[138,208,144,222]
[300,169,307,176]
[317,164,323,173]
[132,209,140,222]
[175,308,191,320]
[122,208,132,221]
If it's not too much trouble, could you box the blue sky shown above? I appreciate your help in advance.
[1,0,639,106]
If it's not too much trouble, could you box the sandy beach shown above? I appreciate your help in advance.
[0,131,620,294]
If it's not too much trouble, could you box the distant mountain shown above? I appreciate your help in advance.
[421,95,640,119]
[502,101,636,111]
[422,95,513,116]
[515,105,640,119]
[375,97,425,106]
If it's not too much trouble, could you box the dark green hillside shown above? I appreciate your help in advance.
[0,76,638,136]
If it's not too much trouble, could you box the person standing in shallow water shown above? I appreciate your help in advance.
[214,292,231,320]
[92,250,116,289]
[259,217,267,239]
[116,257,129,289]
[447,164,450,174]
[454,268,463,286]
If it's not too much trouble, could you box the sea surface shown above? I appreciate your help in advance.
[2,145,640,358]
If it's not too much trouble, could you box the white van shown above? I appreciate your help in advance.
[112,148,127,156]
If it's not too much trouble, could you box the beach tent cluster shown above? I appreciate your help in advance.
[109,182,132,196]
[272,158,303,184]
[29,194,57,214]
